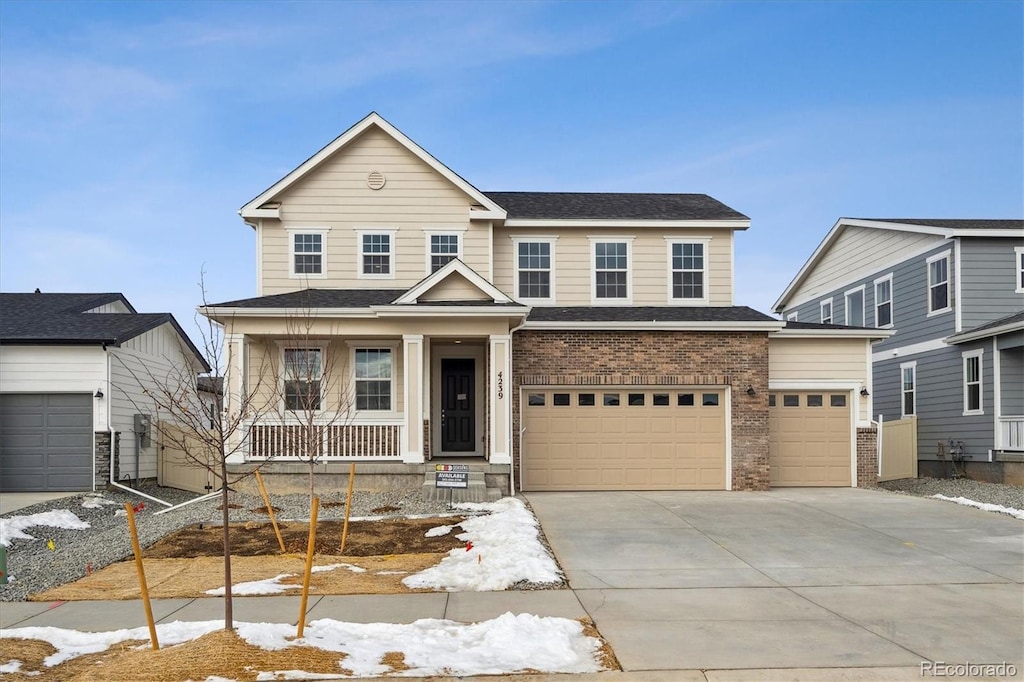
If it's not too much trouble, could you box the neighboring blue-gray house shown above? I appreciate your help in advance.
[774,218,1024,481]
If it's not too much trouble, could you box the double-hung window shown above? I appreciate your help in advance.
[962,350,983,414]
[355,348,392,411]
[927,251,951,314]
[1015,246,1024,293]
[820,298,833,324]
[592,239,631,301]
[668,239,708,303]
[358,230,395,278]
[845,286,865,326]
[288,228,329,278]
[515,239,554,301]
[900,361,916,417]
[874,274,893,328]
[428,233,460,273]
[283,348,322,412]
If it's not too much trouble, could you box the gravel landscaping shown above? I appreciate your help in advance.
[876,476,1024,512]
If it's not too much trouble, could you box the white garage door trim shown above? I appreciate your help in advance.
[768,388,856,487]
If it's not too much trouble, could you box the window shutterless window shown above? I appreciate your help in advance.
[288,228,329,277]
[360,232,393,277]
[594,241,629,300]
[845,287,865,326]
[429,234,459,273]
[927,252,951,313]
[1015,246,1024,293]
[875,275,893,328]
[820,299,833,324]
[670,241,705,301]
[517,241,552,299]
[901,362,916,417]
[355,348,392,411]
[962,350,982,414]
[284,348,322,411]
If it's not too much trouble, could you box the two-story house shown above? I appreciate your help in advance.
[774,218,1024,482]
[202,113,888,496]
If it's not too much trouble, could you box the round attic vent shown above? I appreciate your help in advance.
[367,170,386,190]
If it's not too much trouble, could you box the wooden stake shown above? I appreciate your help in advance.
[254,470,286,553]
[339,461,356,554]
[296,496,319,639]
[124,502,159,650]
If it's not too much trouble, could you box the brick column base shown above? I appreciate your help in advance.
[857,426,878,487]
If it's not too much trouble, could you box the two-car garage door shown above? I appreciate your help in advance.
[522,388,726,491]
[0,394,93,492]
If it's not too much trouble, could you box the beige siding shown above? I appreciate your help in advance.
[769,336,871,417]
[493,227,733,305]
[260,127,488,293]
[419,273,491,301]
[228,316,513,338]
[790,226,942,306]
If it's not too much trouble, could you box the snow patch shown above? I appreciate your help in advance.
[932,494,1024,520]
[81,495,118,510]
[0,510,91,547]
[424,524,455,537]
[311,563,366,574]
[205,575,302,596]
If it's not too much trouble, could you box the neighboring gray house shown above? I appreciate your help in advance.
[0,292,210,492]
[774,218,1024,481]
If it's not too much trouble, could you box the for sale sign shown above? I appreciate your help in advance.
[435,463,469,488]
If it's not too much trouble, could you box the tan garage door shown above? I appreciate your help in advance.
[522,388,727,491]
[769,391,852,486]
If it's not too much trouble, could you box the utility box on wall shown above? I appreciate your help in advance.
[134,413,152,449]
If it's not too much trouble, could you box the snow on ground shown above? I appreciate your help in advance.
[0,613,604,677]
[424,524,455,537]
[403,497,562,591]
[932,494,1024,520]
[80,494,119,510]
[0,510,91,547]
[311,563,366,574]
[206,575,302,596]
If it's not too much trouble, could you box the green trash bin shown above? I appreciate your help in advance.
[0,544,7,585]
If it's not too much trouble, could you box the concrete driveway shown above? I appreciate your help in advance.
[524,488,1023,673]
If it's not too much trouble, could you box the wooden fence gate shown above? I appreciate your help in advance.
[879,415,918,482]
[157,421,215,494]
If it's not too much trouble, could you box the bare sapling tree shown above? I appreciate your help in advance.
[114,273,283,632]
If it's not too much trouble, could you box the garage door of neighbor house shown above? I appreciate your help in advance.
[522,387,727,491]
[769,391,851,486]
[0,393,93,492]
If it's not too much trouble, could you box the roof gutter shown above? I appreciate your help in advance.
[944,321,1024,345]
[520,320,784,331]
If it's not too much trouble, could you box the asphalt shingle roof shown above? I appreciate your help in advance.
[209,289,526,308]
[853,219,1023,231]
[957,310,1024,337]
[484,192,749,222]
[525,306,776,323]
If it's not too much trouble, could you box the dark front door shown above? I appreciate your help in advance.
[441,358,475,452]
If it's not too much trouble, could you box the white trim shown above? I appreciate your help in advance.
[665,237,711,305]
[926,250,952,316]
[873,273,894,329]
[953,239,962,333]
[402,335,424,463]
[962,348,984,416]
[286,227,330,279]
[820,298,833,324]
[512,236,557,304]
[899,361,916,417]
[422,229,465,275]
[844,284,866,327]
[374,306,527,318]
[774,327,893,340]
[945,318,1024,344]
[256,219,264,296]
[786,311,798,322]
[768,379,861,390]
[392,258,515,305]
[873,337,946,362]
[505,218,749,229]
[240,112,506,219]
[489,334,512,464]
[278,343,328,415]
[589,236,635,305]
[1015,246,1024,294]
[356,228,397,280]
[849,388,858,487]
[523,320,784,331]
[992,337,1001,454]
[351,342,399,417]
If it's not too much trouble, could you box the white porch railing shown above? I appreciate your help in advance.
[999,416,1024,451]
[245,420,404,460]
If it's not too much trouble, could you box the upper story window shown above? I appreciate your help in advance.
[1015,246,1024,293]
[592,239,632,302]
[288,228,329,278]
[358,230,396,278]
[962,349,982,414]
[900,361,916,417]
[428,233,460,273]
[874,274,893,328]
[820,298,833,324]
[354,348,393,411]
[845,286,865,326]
[283,347,322,412]
[786,311,798,321]
[927,251,951,315]
[515,238,555,301]
[668,239,708,303]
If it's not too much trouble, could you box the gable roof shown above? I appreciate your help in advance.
[239,112,506,221]
[774,217,1024,311]
[393,259,514,304]
[0,292,210,371]
[485,192,749,225]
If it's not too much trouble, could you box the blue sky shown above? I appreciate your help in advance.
[1,0,1021,340]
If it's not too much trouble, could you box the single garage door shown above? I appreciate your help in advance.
[769,391,851,486]
[0,393,93,492]
[523,388,727,491]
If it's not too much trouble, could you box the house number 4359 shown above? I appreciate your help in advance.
[497,371,504,399]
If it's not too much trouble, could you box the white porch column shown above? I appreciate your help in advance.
[403,334,425,463]
[489,334,512,464]
[224,333,247,464]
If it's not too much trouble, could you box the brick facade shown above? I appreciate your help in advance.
[512,329,771,491]
[856,426,878,487]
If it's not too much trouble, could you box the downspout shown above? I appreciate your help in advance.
[873,414,883,478]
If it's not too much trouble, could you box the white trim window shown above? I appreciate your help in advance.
[355,348,393,411]
[283,347,323,412]
[900,361,916,417]
[962,349,983,415]
[591,238,632,302]
[515,238,555,301]
[927,251,951,314]
[845,285,865,326]
[820,298,833,324]
[786,311,798,322]
[874,274,893,328]
[426,232,460,273]
[357,230,396,278]
[288,228,329,278]
[1015,246,1024,293]
[667,239,709,304]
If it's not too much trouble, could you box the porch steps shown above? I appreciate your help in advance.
[421,468,503,504]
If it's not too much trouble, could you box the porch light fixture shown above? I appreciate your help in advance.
[746,385,756,396]
[860,387,870,397]
[94,388,104,399]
